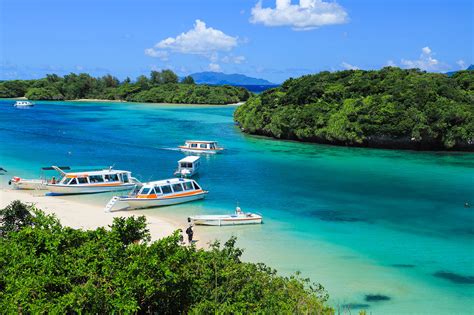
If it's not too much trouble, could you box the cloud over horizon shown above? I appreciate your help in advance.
[250,0,348,30]
[400,46,443,71]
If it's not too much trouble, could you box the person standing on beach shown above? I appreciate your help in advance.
[185,225,193,244]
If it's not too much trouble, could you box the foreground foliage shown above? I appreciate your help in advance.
[235,67,474,150]
[0,201,332,314]
[0,70,251,105]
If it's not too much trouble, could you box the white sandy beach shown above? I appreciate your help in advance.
[0,188,184,242]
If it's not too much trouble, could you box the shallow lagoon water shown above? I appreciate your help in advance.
[1,100,473,314]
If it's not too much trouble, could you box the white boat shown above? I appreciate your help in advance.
[14,100,34,107]
[179,140,223,154]
[46,166,139,195]
[174,156,201,177]
[189,207,263,226]
[107,178,207,211]
[9,177,47,190]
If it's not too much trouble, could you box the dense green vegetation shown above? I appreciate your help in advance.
[0,201,333,313]
[235,67,474,150]
[0,70,250,105]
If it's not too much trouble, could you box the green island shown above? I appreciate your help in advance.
[0,201,333,314]
[0,70,251,105]
[234,67,474,151]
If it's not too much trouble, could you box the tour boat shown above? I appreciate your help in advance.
[46,166,138,195]
[14,100,34,107]
[189,207,263,226]
[178,140,224,154]
[174,156,201,177]
[9,166,71,190]
[106,178,207,211]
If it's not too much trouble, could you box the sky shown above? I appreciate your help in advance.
[0,0,472,83]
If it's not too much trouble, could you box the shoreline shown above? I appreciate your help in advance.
[1,97,244,106]
[0,188,212,246]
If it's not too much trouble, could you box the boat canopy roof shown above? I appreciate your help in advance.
[185,140,218,144]
[41,166,71,171]
[178,156,200,163]
[142,178,194,187]
[62,169,130,176]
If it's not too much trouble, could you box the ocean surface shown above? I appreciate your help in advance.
[0,99,473,314]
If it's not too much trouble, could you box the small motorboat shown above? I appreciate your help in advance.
[9,176,47,190]
[106,178,208,211]
[179,140,223,154]
[174,155,201,177]
[9,166,71,190]
[14,100,34,108]
[189,207,263,226]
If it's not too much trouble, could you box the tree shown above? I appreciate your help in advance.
[181,75,195,85]
[161,69,179,84]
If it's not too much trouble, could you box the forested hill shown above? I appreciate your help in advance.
[0,70,251,105]
[234,67,474,151]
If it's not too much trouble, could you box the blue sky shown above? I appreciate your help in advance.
[1,0,472,83]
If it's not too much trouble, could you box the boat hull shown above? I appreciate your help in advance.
[121,192,206,209]
[190,215,263,226]
[46,183,136,195]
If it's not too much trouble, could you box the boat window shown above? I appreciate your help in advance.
[200,143,207,149]
[172,183,184,192]
[104,174,119,182]
[63,178,72,185]
[69,178,78,185]
[210,143,216,149]
[122,173,129,183]
[190,143,198,148]
[77,177,88,184]
[153,186,162,195]
[161,185,172,194]
[140,188,151,195]
[183,182,194,191]
[192,181,201,190]
[89,175,104,183]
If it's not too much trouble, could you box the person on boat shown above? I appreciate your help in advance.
[236,206,243,215]
[186,225,194,244]
[51,176,56,184]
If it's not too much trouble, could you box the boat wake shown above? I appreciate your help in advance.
[161,147,181,151]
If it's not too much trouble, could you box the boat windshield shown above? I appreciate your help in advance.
[183,182,194,191]
[140,187,151,195]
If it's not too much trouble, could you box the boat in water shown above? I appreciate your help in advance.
[106,178,207,211]
[46,166,138,195]
[189,207,263,226]
[174,156,201,177]
[9,166,71,190]
[14,100,34,108]
[178,140,223,154]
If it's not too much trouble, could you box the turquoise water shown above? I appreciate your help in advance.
[1,99,473,314]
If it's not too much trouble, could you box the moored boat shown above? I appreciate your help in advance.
[9,177,47,190]
[189,207,263,226]
[174,156,201,177]
[46,166,138,195]
[178,140,223,154]
[9,166,72,190]
[14,100,34,108]
[107,178,207,211]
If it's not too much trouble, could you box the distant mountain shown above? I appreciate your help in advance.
[446,64,473,76]
[190,72,275,85]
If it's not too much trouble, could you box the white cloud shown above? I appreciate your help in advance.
[208,63,222,72]
[456,59,466,69]
[145,20,238,59]
[250,0,348,31]
[144,49,169,61]
[401,46,441,71]
[386,60,397,67]
[341,62,359,70]
[221,55,246,64]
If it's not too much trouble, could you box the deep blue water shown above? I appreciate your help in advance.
[0,99,473,314]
